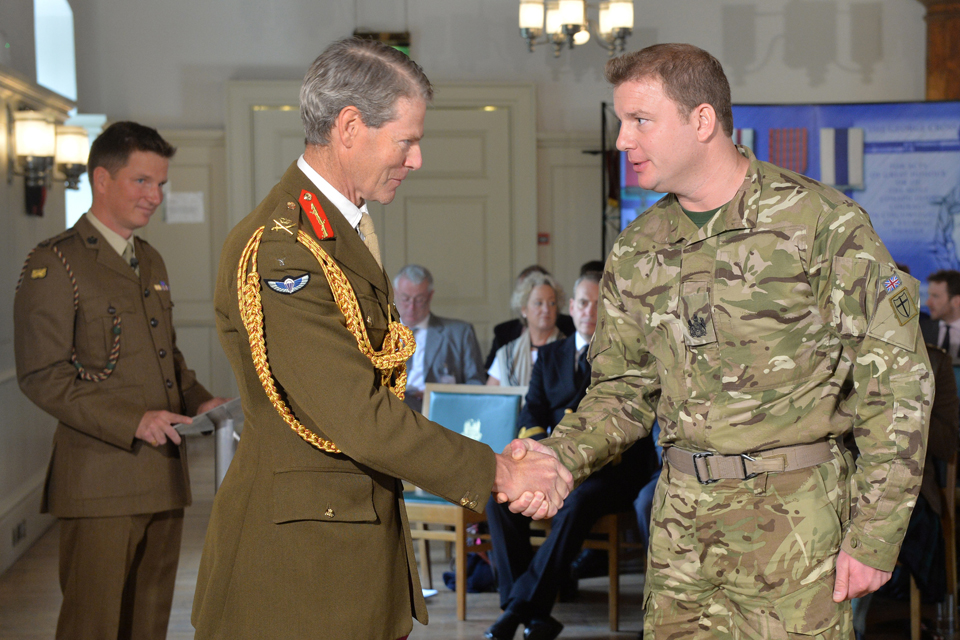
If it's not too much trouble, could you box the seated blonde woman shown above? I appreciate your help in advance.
[487,272,565,387]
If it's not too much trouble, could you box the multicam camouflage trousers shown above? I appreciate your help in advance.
[643,444,854,640]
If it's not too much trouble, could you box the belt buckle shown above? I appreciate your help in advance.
[692,452,718,485]
[740,453,758,480]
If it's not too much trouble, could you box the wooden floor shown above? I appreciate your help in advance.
[0,434,943,639]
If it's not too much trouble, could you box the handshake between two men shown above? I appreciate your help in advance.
[491,438,573,520]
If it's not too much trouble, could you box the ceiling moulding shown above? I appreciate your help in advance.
[0,63,74,118]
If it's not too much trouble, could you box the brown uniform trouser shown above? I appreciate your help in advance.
[57,509,184,640]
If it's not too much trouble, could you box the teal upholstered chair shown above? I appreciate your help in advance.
[404,383,527,621]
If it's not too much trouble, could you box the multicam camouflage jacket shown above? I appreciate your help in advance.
[544,146,932,571]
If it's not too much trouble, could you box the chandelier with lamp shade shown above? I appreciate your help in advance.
[519,0,634,57]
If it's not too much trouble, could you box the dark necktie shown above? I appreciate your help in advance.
[575,346,589,388]
[942,325,952,355]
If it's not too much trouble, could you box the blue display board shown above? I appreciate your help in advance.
[620,101,960,306]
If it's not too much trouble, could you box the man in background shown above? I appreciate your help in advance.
[15,121,227,640]
[924,269,960,360]
[394,263,485,412]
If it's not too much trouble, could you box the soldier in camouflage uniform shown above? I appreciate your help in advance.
[508,44,932,639]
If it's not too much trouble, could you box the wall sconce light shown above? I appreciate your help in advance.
[7,109,89,216]
[12,110,55,216]
[520,0,633,57]
[55,125,89,190]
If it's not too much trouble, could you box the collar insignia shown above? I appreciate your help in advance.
[299,190,335,240]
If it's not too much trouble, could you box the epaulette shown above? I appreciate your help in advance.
[263,198,302,243]
[20,228,79,288]
[37,226,79,249]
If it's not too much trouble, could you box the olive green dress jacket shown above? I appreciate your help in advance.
[192,163,496,640]
[14,215,212,518]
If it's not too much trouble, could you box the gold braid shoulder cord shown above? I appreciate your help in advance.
[237,227,416,453]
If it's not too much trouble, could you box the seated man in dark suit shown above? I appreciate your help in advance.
[485,271,658,640]
[394,264,485,412]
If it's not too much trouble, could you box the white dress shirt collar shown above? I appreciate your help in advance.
[941,318,960,355]
[941,317,960,336]
[297,155,367,231]
[575,332,590,353]
[407,315,432,393]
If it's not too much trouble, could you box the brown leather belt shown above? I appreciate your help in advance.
[664,440,836,485]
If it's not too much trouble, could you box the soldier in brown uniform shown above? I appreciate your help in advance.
[14,121,228,640]
[191,38,571,640]
[510,44,933,639]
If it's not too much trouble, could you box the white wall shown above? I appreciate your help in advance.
[66,0,929,304]
[0,0,36,81]
[70,0,927,132]
[0,61,75,572]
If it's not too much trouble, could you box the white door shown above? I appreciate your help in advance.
[138,132,237,398]
[251,106,308,204]
[372,106,512,346]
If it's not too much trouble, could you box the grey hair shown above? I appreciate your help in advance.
[511,271,564,324]
[393,263,434,291]
[573,270,602,293]
[300,37,433,146]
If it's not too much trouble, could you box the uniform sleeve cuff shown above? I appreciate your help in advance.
[840,528,901,572]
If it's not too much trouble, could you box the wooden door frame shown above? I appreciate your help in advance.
[225,81,537,276]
